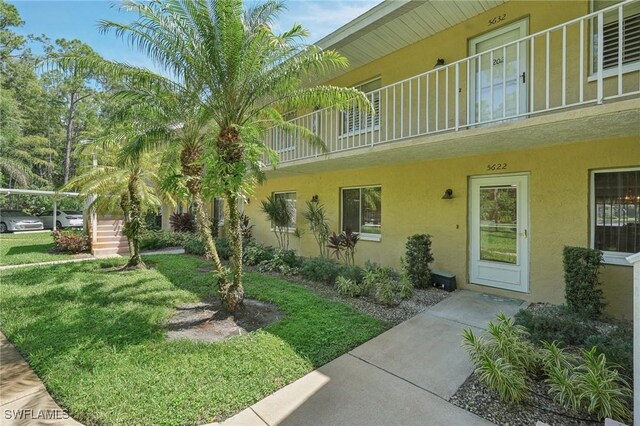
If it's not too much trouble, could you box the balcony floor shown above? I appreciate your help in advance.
[264,97,639,178]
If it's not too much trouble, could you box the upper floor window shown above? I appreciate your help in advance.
[341,78,381,136]
[591,168,639,265]
[342,186,381,241]
[591,0,640,73]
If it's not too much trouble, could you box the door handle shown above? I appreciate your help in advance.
[520,72,526,83]
[521,229,527,239]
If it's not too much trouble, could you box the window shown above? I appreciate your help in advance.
[591,0,640,73]
[591,168,639,265]
[274,191,296,229]
[341,78,381,136]
[213,198,224,225]
[342,186,381,240]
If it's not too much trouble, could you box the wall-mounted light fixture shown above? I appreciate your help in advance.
[434,58,445,68]
[441,189,453,200]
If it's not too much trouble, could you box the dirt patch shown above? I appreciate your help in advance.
[166,298,285,343]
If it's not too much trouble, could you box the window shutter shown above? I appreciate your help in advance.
[602,12,640,69]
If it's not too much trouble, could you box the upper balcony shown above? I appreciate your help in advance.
[263,0,639,173]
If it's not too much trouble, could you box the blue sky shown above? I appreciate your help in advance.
[11,0,381,70]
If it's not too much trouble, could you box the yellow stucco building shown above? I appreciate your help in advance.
[168,0,640,318]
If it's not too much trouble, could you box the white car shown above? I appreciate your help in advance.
[39,210,84,230]
[0,210,44,233]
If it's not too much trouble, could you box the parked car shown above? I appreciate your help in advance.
[38,210,84,230]
[0,210,44,233]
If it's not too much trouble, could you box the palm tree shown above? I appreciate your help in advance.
[96,0,371,310]
[65,136,169,269]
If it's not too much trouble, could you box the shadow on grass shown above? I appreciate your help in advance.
[0,261,198,372]
[6,243,55,256]
[150,254,389,367]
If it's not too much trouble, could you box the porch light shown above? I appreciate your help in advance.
[434,58,445,68]
[441,189,453,199]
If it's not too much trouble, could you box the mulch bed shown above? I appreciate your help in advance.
[216,265,452,326]
[450,373,600,426]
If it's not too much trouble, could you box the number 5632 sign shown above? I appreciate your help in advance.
[487,163,508,171]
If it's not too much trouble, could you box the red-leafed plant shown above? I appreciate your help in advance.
[52,230,90,254]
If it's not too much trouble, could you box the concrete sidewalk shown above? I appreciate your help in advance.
[0,332,82,426]
[215,290,526,426]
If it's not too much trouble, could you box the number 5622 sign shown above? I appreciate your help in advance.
[487,163,507,171]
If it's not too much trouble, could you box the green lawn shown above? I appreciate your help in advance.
[0,232,78,265]
[0,254,387,425]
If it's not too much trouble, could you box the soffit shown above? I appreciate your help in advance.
[315,0,508,82]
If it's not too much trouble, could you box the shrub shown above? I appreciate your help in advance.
[361,262,406,306]
[585,332,633,378]
[514,307,598,346]
[243,243,276,266]
[140,230,191,250]
[462,313,538,402]
[183,236,231,260]
[545,347,632,422]
[397,258,413,299]
[405,234,434,288]
[257,249,301,275]
[303,199,331,258]
[169,212,196,233]
[515,306,633,378]
[327,227,359,266]
[563,246,604,318]
[260,195,293,250]
[52,230,90,254]
[336,276,360,297]
[300,256,342,285]
[240,213,253,245]
[338,265,364,285]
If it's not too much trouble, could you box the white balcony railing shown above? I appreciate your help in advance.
[263,0,640,166]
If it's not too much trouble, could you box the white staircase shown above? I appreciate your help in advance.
[91,217,129,257]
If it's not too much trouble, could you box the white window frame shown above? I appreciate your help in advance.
[588,0,640,80]
[340,77,381,138]
[271,191,297,232]
[590,166,640,266]
[340,185,382,242]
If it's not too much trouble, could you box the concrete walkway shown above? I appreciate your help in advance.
[0,332,82,425]
[215,290,526,426]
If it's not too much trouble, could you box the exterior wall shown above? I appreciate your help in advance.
[245,136,639,319]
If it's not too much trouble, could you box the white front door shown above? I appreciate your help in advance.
[469,174,529,293]
[469,19,529,125]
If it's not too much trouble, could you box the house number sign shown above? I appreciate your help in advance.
[488,14,507,26]
[487,163,508,171]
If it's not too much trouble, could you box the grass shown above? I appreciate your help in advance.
[0,232,79,266]
[0,254,387,425]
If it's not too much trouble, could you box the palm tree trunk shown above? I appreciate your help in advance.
[180,143,228,291]
[223,191,244,311]
[192,192,225,273]
[123,175,145,269]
